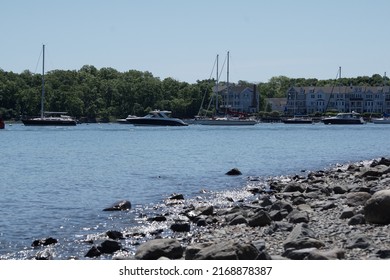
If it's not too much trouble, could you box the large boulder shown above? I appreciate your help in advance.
[187,240,259,260]
[135,239,183,260]
[364,190,390,224]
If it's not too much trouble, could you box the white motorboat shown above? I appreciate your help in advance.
[126,110,188,126]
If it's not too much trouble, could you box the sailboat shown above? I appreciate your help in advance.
[22,45,77,126]
[193,52,257,126]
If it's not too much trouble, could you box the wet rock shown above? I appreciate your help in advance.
[31,237,58,247]
[106,230,124,240]
[135,239,183,260]
[225,168,242,176]
[364,190,390,224]
[35,248,53,260]
[169,193,184,200]
[85,246,101,258]
[148,215,167,222]
[103,200,131,211]
[170,223,191,232]
[98,240,121,254]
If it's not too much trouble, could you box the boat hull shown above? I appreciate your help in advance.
[192,119,257,126]
[372,118,390,124]
[126,118,188,126]
[282,119,313,124]
[323,119,364,125]
[22,119,77,126]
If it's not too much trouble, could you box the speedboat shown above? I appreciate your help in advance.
[322,112,364,125]
[126,110,188,126]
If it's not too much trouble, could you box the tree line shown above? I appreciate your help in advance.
[0,65,388,121]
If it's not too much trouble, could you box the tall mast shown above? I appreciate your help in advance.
[226,51,229,113]
[41,44,45,118]
[216,54,219,113]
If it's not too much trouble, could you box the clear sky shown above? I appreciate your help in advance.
[1,0,389,84]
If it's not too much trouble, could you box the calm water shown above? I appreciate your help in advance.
[1,122,390,259]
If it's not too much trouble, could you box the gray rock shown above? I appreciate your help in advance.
[346,192,372,207]
[228,215,248,225]
[339,207,355,219]
[135,239,184,260]
[283,247,317,260]
[287,210,309,224]
[284,237,325,250]
[364,190,390,224]
[306,248,345,260]
[283,183,305,193]
[345,234,371,249]
[248,210,272,227]
[348,214,366,225]
[333,185,348,194]
[189,241,259,260]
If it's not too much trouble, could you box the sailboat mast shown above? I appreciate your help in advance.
[226,51,229,114]
[216,54,219,113]
[41,44,45,118]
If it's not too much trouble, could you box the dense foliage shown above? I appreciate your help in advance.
[0,65,388,121]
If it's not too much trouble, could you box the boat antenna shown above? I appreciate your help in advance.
[41,44,45,118]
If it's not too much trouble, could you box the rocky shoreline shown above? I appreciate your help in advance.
[33,157,390,260]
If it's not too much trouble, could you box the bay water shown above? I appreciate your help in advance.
[1,122,389,259]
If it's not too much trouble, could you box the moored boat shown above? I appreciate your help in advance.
[322,112,364,125]
[372,118,390,124]
[126,110,188,126]
[22,45,77,126]
[282,115,313,124]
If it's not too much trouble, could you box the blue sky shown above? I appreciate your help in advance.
[1,0,389,83]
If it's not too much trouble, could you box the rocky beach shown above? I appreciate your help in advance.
[31,157,390,260]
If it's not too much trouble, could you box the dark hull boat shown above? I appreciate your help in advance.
[322,112,364,125]
[22,116,77,126]
[22,45,77,127]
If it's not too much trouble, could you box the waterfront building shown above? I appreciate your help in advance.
[217,84,259,114]
[285,86,390,115]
